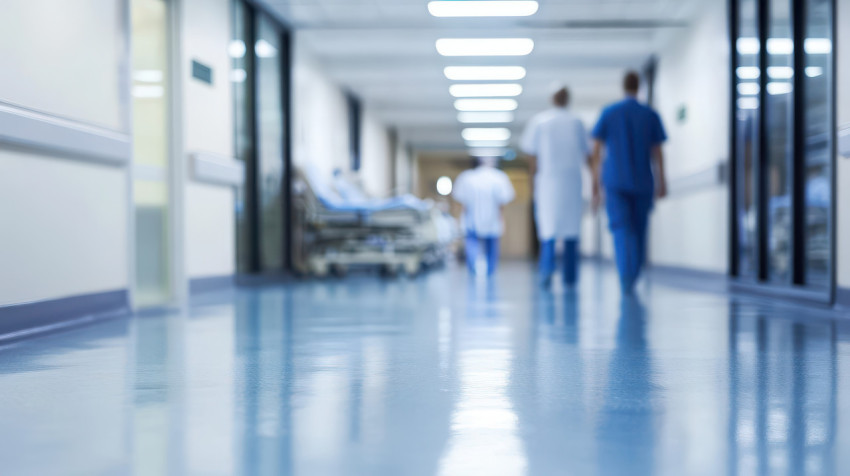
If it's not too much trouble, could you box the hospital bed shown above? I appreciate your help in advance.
[292,167,456,277]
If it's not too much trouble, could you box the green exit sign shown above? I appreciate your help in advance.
[192,60,213,85]
[677,105,687,123]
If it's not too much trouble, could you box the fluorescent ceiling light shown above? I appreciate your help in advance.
[767,66,794,79]
[450,83,523,98]
[255,39,278,58]
[444,66,526,81]
[462,128,511,142]
[737,97,759,110]
[436,38,534,56]
[229,40,246,58]
[767,38,793,55]
[465,140,510,148]
[805,38,832,54]
[736,66,760,79]
[737,38,759,54]
[469,147,508,157]
[133,70,163,83]
[455,98,518,111]
[737,83,759,96]
[805,66,824,77]
[458,111,514,123]
[767,82,792,95]
[428,1,538,17]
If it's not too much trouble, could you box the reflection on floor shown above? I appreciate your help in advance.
[1,262,849,475]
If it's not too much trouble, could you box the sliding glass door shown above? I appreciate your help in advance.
[231,0,291,274]
[731,0,835,299]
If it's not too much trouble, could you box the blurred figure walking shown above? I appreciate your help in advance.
[521,86,591,288]
[591,71,668,294]
[452,156,516,276]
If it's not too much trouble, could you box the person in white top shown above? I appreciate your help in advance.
[452,156,516,276]
[521,86,592,287]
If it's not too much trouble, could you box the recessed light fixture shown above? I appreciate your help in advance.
[450,84,523,98]
[454,98,518,111]
[444,66,526,81]
[436,38,534,56]
[462,128,511,142]
[458,111,514,123]
[428,1,538,17]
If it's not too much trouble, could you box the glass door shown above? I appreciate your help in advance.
[731,0,835,299]
[231,1,290,274]
[131,0,172,307]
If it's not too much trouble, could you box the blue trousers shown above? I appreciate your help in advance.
[465,232,500,276]
[539,239,579,285]
[606,190,653,293]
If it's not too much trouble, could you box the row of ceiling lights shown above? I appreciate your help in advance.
[428,1,539,155]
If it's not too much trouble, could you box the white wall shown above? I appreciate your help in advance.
[292,40,351,176]
[837,0,850,289]
[0,150,129,305]
[649,0,730,272]
[0,0,130,306]
[292,39,396,198]
[360,109,393,197]
[180,0,236,280]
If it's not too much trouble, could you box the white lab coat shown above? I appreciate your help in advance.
[452,165,516,237]
[521,108,589,240]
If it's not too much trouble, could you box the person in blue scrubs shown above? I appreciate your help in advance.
[591,71,668,294]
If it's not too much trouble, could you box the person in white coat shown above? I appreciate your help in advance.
[452,156,516,276]
[521,86,591,287]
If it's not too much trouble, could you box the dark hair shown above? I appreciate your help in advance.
[623,71,640,93]
[553,87,570,107]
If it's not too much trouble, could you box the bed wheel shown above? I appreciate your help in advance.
[330,264,348,277]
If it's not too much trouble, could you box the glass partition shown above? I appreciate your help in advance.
[802,0,833,287]
[132,0,171,307]
[731,0,834,299]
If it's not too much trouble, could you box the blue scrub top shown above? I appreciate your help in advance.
[591,97,667,194]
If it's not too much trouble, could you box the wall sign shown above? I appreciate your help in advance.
[191,60,213,85]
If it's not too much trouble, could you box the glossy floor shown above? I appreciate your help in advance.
[1,262,850,475]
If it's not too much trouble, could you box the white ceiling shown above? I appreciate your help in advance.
[259,0,707,151]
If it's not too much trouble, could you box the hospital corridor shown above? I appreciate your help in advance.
[2,0,850,475]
